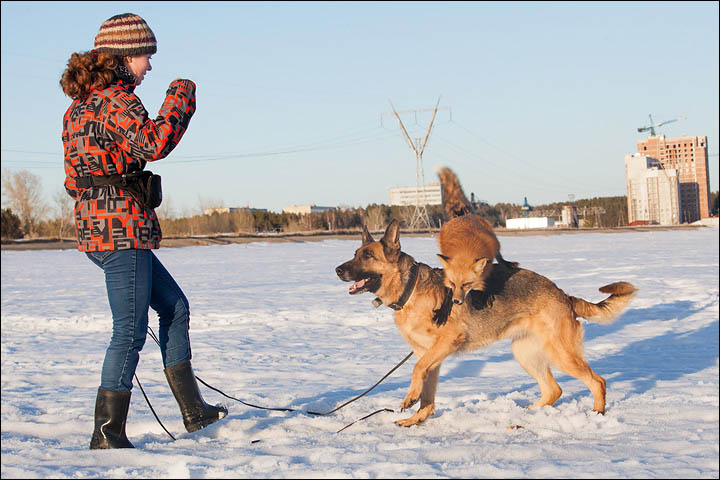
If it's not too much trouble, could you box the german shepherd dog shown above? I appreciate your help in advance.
[335,219,636,427]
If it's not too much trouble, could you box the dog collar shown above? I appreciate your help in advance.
[388,262,420,311]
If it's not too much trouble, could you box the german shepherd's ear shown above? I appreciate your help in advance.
[361,224,374,245]
[381,219,401,263]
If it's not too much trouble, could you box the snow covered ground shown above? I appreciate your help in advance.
[2,226,718,478]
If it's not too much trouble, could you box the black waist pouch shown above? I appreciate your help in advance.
[76,171,162,209]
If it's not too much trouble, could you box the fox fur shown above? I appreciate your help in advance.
[436,166,516,304]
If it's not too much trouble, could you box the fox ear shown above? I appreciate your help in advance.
[436,253,450,267]
[472,257,489,274]
[361,224,374,245]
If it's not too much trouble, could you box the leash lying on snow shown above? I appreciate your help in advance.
[139,326,413,439]
[134,373,177,441]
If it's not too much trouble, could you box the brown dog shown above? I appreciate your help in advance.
[336,220,636,427]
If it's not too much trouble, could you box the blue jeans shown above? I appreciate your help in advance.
[87,249,192,392]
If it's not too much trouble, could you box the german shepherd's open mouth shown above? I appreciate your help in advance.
[348,275,381,294]
[337,269,381,295]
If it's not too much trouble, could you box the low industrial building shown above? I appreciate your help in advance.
[505,217,556,229]
[282,205,335,215]
[203,207,267,215]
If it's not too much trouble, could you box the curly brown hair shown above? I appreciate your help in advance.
[59,51,123,100]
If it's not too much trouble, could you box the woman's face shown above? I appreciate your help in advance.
[125,54,152,86]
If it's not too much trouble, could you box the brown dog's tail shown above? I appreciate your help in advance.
[436,166,473,220]
[570,282,637,324]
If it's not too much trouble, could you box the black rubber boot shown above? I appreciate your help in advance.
[89,387,134,449]
[164,360,228,433]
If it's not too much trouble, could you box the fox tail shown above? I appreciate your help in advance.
[436,166,473,220]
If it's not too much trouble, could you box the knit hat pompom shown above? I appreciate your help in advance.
[94,13,157,56]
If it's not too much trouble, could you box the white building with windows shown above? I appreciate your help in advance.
[388,183,442,206]
[625,153,681,225]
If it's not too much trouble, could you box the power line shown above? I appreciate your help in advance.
[0,122,397,166]
[170,130,397,164]
[426,140,578,196]
[171,124,384,159]
[1,149,60,156]
[443,120,623,193]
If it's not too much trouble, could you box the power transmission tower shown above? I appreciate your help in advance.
[385,97,445,230]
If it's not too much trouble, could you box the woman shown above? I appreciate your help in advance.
[60,13,227,449]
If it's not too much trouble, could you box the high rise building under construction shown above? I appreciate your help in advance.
[635,135,711,222]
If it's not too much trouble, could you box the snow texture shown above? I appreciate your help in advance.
[2,227,718,478]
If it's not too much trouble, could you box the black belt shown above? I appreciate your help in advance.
[75,173,139,189]
[74,171,162,209]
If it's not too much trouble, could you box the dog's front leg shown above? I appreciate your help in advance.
[395,366,439,427]
[397,331,465,426]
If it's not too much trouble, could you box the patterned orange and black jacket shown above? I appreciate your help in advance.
[62,75,196,252]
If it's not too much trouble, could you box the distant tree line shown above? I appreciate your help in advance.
[2,169,718,240]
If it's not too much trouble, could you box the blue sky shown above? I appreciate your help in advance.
[1,1,718,215]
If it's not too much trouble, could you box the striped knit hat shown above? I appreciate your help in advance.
[94,13,157,56]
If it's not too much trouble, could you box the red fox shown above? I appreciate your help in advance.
[436,166,517,305]
[437,215,500,304]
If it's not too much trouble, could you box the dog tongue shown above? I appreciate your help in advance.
[349,278,368,293]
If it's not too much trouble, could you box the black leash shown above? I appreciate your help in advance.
[141,326,413,437]
[195,352,413,418]
[134,373,176,441]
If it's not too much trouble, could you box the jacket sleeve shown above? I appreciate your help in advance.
[62,108,80,200]
[105,79,197,163]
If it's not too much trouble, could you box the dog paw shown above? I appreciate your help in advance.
[400,393,419,411]
[395,405,434,427]
[395,416,420,427]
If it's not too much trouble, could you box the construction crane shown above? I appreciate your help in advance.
[637,114,686,136]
